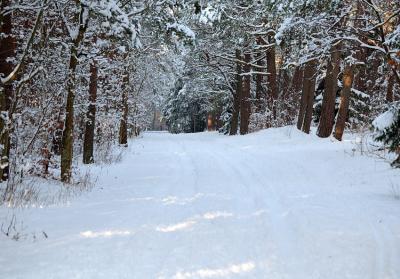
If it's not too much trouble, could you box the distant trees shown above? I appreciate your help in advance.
[184,0,399,137]
[161,0,399,165]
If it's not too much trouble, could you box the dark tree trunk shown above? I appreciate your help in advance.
[83,60,97,164]
[386,72,395,103]
[230,49,242,135]
[297,61,317,134]
[297,68,307,130]
[318,45,341,138]
[0,0,14,181]
[60,4,89,182]
[255,37,265,112]
[119,70,129,145]
[334,64,354,141]
[292,66,304,94]
[291,66,304,121]
[61,46,78,182]
[266,36,278,123]
[354,48,367,94]
[240,51,251,135]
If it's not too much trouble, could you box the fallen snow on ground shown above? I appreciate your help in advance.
[1,127,400,279]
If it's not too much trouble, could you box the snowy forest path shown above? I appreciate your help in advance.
[1,128,400,279]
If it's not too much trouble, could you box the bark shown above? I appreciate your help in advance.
[266,36,278,123]
[207,113,215,131]
[292,66,304,94]
[297,68,307,131]
[279,68,290,100]
[386,72,395,103]
[334,64,354,141]
[119,70,129,145]
[255,37,265,112]
[0,0,14,181]
[61,46,78,182]
[60,4,89,182]
[240,51,251,135]
[229,49,242,135]
[297,60,317,134]
[353,2,367,95]
[317,44,341,138]
[83,60,97,164]
[353,48,367,94]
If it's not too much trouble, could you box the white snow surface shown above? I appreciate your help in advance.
[373,108,397,131]
[1,127,400,279]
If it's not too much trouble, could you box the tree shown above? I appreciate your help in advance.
[297,60,317,134]
[60,1,90,182]
[373,104,400,167]
[230,49,242,135]
[83,59,97,164]
[317,44,341,138]
[0,0,14,181]
[334,63,355,141]
[240,51,251,135]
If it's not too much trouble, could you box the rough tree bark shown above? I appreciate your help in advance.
[61,3,89,182]
[0,0,14,181]
[255,37,265,112]
[119,69,129,145]
[317,44,341,138]
[240,51,251,135]
[386,73,395,103]
[334,64,354,141]
[83,60,97,164]
[266,35,278,124]
[229,49,242,135]
[297,60,317,134]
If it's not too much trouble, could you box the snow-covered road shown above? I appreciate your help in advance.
[1,127,400,279]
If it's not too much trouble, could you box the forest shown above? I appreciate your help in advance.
[1,1,400,278]
[0,0,399,189]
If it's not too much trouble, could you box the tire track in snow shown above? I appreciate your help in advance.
[369,215,399,279]
[216,143,304,278]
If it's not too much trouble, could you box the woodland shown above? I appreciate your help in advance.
[1,0,399,193]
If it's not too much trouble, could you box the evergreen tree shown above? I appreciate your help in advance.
[373,104,400,167]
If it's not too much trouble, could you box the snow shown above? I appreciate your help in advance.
[1,127,400,279]
[373,108,397,131]
[167,23,196,41]
[199,5,221,25]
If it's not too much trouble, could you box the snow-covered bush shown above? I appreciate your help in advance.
[373,103,400,167]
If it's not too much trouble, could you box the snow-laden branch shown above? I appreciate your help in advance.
[1,0,47,86]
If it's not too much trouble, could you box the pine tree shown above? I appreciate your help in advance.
[373,104,400,167]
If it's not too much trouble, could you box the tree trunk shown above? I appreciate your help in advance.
[255,37,265,112]
[0,0,14,181]
[229,49,242,135]
[266,36,278,123]
[240,51,251,135]
[297,67,307,131]
[392,154,400,168]
[334,64,354,141]
[386,72,395,103]
[292,66,304,94]
[354,48,367,94]
[119,70,129,145]
[297,60,317,134]
[60,3,89,182]
[317,44,341,138]
[61,46,78,182]
[83,60,97,164]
